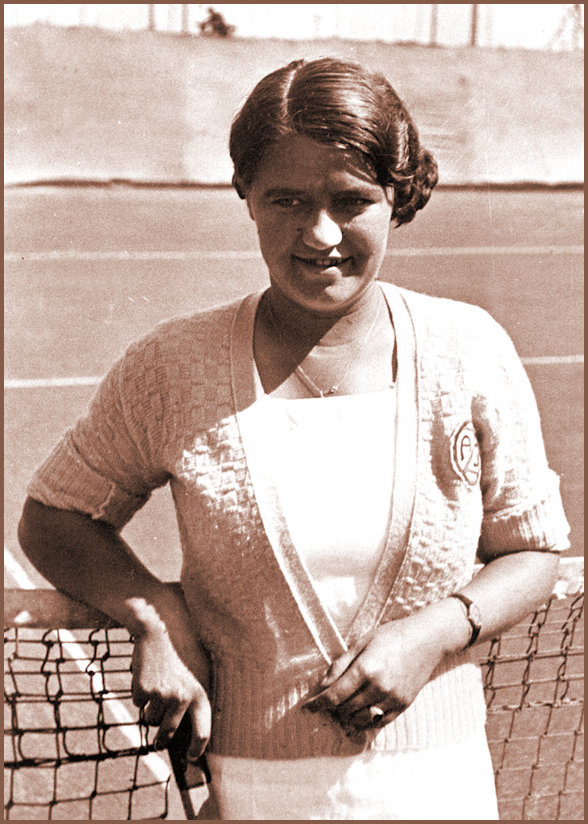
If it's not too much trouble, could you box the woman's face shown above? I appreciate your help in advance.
[246,134,394,316]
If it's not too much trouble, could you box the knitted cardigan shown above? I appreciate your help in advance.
[28,283,570,759]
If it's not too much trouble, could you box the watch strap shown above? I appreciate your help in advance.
[448,592,481,648]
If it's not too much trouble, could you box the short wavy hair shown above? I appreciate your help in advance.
[229,57,438,226]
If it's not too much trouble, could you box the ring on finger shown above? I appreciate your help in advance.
[368,706,385,723]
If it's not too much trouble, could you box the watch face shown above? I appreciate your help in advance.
[469,602,482,629]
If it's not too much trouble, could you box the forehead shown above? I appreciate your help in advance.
[252,134,380,192]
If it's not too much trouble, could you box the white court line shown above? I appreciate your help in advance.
[4,354,583,391]
[386,245,584,257]
[4,546,171,783]
[5,249,262,262]
[4,545,39,590]
[522,355,584,366]
[5,376,103,389]
[3,245,584,262]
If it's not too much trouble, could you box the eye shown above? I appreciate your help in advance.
[272,196,303,208]
[337,196,374,210]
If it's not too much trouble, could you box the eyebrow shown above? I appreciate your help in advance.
[262,185,380,199]
[263,187,306,199]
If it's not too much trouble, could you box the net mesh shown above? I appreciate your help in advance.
[4,561,584,821]
[482,588,584,820]
[4,626,173,820]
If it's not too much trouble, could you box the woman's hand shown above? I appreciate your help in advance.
[131,609,212,757]
[302,552,561,735]
[302,602,460,733]
[18,500,213,757]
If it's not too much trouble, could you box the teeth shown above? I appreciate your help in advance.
[296,255,347,267]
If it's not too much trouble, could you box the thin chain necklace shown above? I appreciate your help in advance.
[265,294,382,398]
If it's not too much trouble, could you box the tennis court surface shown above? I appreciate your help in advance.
[4,185,584,819]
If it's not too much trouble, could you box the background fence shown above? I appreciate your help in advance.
[3,4,585,49]
[4,17,584,186]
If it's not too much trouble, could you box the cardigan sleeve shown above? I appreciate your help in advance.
[27,333,171,530]
[470,311,571,562]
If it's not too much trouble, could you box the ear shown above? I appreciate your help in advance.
[232,174,256,221]
[245,197,256,222]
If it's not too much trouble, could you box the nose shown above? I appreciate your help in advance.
[301,209,343,250]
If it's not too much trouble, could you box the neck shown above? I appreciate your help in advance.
[265,283,383,349]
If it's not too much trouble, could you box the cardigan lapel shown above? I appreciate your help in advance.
[230,292,348,666]
[229,283,419,662]
[344,283,419,646]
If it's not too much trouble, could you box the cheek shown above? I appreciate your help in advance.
[349,200,393,248]
[256,216,295,252]
[372,208,393,249]
[352,217,391,257]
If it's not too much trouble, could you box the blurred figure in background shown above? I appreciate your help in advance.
[199,7,234,37]
[19,57,569,819]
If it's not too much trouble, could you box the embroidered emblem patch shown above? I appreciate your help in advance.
[450,422,481,486]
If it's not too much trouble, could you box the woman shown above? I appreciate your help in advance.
[19,58,569,820]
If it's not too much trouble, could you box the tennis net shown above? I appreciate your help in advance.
[4,558,584,820]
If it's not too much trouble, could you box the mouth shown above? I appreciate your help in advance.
[293,255,351,271]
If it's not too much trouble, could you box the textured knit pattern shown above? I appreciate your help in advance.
[28,284,570,759]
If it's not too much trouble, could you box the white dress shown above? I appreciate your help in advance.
[206,390,499,820]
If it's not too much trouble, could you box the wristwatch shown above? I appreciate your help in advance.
[449,592,482,648]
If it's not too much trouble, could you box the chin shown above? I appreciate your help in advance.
[269,265,377,310]
[297,287,371,316]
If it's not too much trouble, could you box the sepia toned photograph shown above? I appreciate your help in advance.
[5,4,584,820]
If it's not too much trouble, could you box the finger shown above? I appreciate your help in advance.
[155,693,211,754]
[318,649,358,689]
[182,703,212,789]
[131,682,150,709]
[187,696,211,759]
[329,686,381,724]
[130,652,151,709]
[154,702,188,750]
[301,648,360,706]
[165,714,208,792]
[303,667,367,714]
[143,695,166,726]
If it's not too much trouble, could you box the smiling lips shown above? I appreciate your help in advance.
[294,255,351,269]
